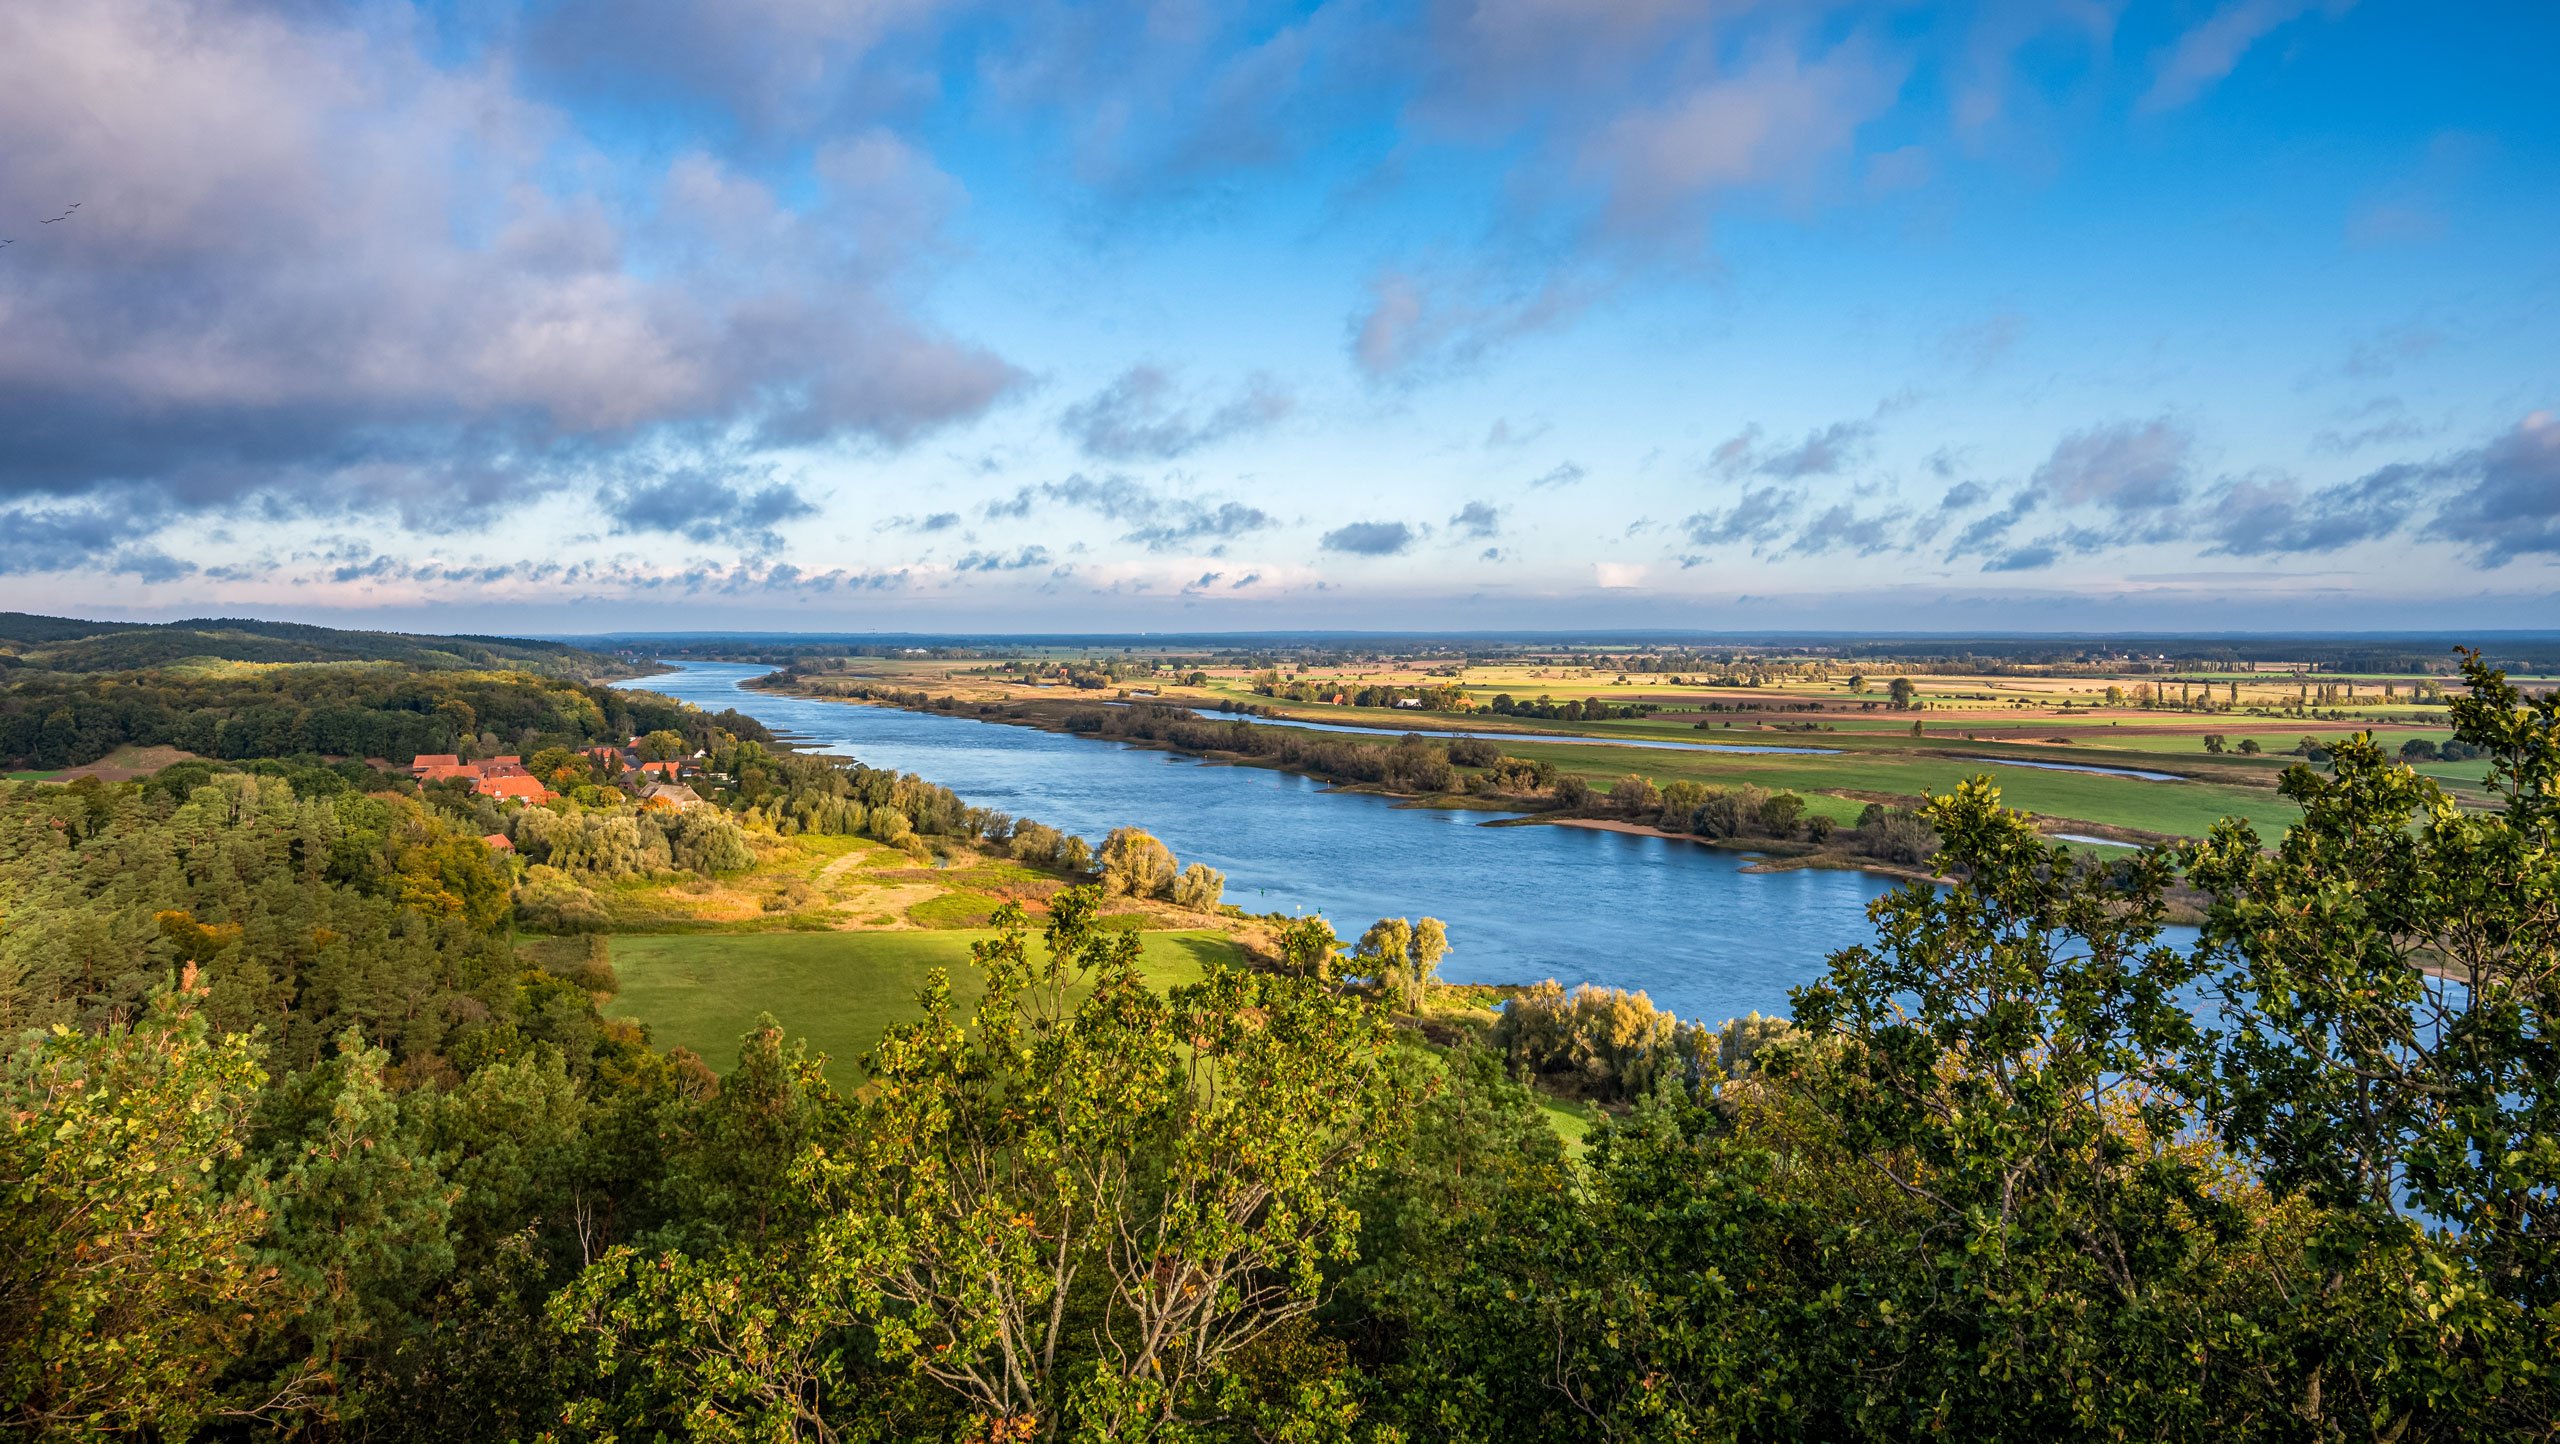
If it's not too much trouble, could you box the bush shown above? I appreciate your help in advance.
[1172,862,1226,911]
[1492,980,1712,1103]
[514,865,608,932]
[1099,827,1179,899]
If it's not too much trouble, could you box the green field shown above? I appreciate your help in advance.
[1458,738,2305,837]
[611,928,1249,1076]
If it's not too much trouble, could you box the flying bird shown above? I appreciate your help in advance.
[41,202,79,224]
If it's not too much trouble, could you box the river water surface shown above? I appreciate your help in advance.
[619,663,1903,1027]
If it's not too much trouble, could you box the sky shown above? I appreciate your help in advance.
[2,0,2556,634]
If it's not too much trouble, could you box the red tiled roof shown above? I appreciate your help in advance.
[410,753,461,772]
[481,832,515,851]
[416,763,478,783]
[473,774,554,803]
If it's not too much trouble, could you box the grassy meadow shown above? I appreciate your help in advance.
[609,928,1250,1075]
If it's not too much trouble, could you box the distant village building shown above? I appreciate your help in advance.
[638,781,702,809]
[409,753,555,803]
[474,773,554,803]
[482,833,515,852]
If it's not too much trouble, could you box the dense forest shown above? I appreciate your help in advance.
[0,651,2553,1440]
[0,663,761,773]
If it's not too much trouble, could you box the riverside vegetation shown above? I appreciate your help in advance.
[0,640,2554,1441]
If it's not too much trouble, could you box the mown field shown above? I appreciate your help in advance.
[610,928,1250,1074]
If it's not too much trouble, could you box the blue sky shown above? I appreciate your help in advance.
[1,0,2554,632]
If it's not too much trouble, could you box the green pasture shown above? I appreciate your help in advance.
[1489,739,2303,838]
[610,928,1247,1077]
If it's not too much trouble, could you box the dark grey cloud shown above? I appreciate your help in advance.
[1059,365,1293,462]
[1681,486,1797,549]
[1450,501,1503,539]
[1708,419,1876,480]
[1944,489,2042,559]
[1760,421,1875,479]
[2031,419,2194,514]
[883,511,963,532]
[1528,462,1587,489]
[1124,502,1277,551]
[601,466,820,551]
[1785,503,1910,558]
[0,0,1018,534]
[270,552,915,597]
[1984,543,2060,572]
[2202,466,2429,556]
[984,472,1274,552]
[1321,520,1419,556]
[2434,411,2560,561]
[954,545,1054,572]
[0,495,193,579]
[1937,479,1990,512]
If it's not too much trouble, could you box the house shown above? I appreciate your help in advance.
[482,833,515,853]
[473,774,554,804]
[415,762,479,783]
[1394,698,1425,709]
[410,753,461,777]
[638,781,702,809]
[637,759,683,780]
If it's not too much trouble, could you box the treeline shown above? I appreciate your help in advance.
[0,663,766,772]
[1064,704,1535,794]
[1553,773,1938,863]
[6,655,2552,1439]
[1484,691,1650,721]
[1249,671,1470,711]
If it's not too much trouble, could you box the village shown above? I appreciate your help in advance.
[408,734,711,840]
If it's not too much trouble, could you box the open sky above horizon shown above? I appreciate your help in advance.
[3,0,2555,634]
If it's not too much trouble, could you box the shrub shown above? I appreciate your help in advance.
[1172,862,1226,911]
[515,865,608,933]
[1099,827,1179,899]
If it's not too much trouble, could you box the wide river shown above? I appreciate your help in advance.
[619,663,1903,1027]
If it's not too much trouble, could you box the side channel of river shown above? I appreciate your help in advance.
[617,663,1910,1028]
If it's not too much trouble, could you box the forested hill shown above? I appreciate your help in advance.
[0,656,762,772]
[0,614,675,772]
[0,613,629,678]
